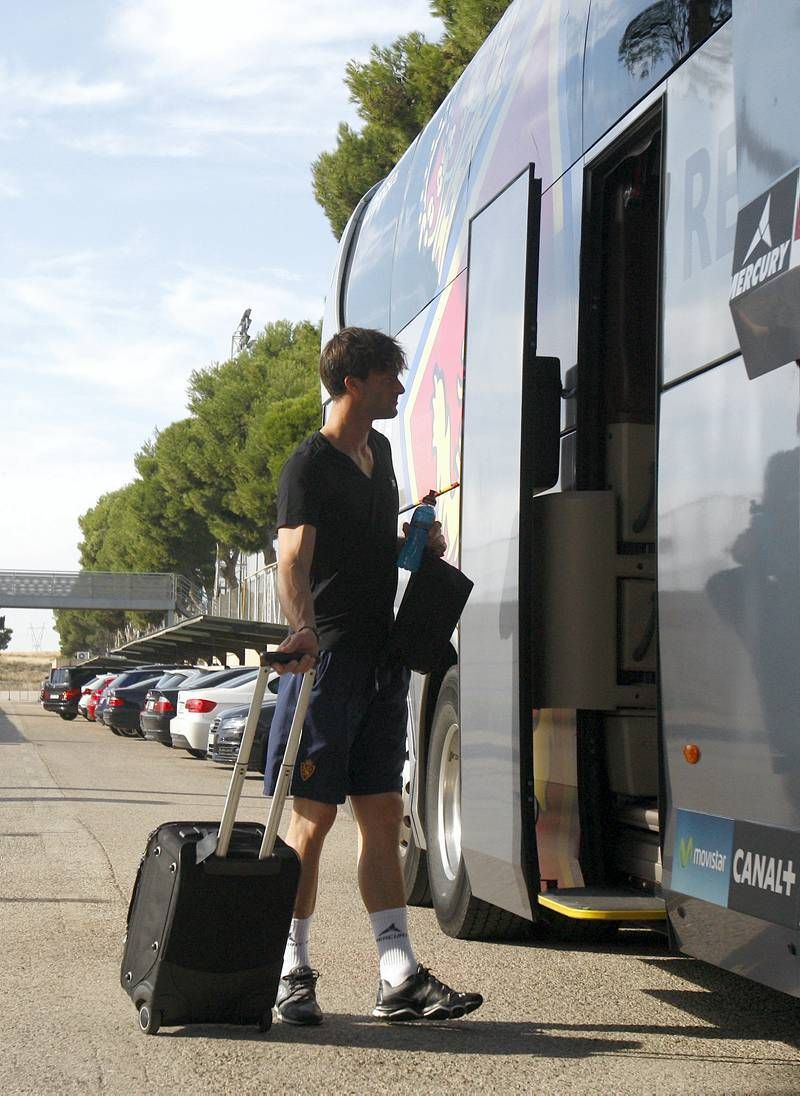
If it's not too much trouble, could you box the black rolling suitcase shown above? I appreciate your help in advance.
[120,652,314,1035]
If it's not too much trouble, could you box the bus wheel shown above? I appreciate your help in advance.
[425,669,531,940]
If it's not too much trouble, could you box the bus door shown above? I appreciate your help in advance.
[459,164,548,919]
[529,106,666,925]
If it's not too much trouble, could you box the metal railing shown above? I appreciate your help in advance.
[176,575,209,617]
[211,562,286,628]
[0,682,41,703]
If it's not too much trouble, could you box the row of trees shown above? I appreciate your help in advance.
[56,321,321,653]
[57,1,510,654]
[313,0,512,237]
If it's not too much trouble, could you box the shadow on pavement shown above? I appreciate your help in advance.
[0,710,26,744]
[167,1015,640,1057]
[640,955,800,1050]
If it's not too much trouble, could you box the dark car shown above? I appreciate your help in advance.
[96,667,182,734]
[103,675,165,737]
[207,696,278,773]
[42,664,118,721]
[141,666,256,746]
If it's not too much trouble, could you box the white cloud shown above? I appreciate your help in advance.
[0,252,324,412]
[160,265,323,342]
[0,62,130,111]
[109,1,441,81]
[63,131,204,159]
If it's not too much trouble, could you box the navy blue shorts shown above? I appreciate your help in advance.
[263,651,411,805]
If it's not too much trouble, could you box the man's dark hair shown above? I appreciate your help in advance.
[320,327,406,398]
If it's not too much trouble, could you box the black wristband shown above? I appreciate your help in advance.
[295,625,320,643]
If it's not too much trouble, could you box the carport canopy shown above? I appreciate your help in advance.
[93,615,288,668]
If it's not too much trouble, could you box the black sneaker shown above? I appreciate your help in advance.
[276,966,323,1026]
[372,964,483,1021]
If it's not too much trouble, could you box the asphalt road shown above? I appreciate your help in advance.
[2,700,800,1095]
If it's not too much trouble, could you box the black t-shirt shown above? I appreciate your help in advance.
[276,429,399,654]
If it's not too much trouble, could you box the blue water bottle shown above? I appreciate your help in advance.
[398,491,437,572]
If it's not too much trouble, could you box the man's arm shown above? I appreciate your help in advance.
[274,524,319,674]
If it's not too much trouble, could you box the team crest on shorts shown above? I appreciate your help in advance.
[300,760,316,781]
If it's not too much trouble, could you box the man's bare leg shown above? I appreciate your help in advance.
[285,796,337,917]
[349,791,405,912]
[276,796,336,1025]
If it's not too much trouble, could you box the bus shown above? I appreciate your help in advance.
[321,0,800,998]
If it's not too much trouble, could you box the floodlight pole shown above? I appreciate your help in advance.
[231,308,252,358]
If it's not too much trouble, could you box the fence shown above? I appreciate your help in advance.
[212,562,286,628]
[0,682,41,703]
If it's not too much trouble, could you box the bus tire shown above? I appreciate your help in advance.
[425,668,531,940]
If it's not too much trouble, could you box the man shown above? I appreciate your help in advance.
[264,326,483,1025]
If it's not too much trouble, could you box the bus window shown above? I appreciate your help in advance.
[391,96,471,334]
[343,144,414,333]
[661,20,737,386]
[584,0,731,149]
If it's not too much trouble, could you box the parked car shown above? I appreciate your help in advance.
[87,675,117,722]
[140,667,253,746]
[78,674,107,718]
[207,697,278,773]
[95,667,180,734]
[170,669,261,757]
[102,675,164,737]
[42,664,117,721]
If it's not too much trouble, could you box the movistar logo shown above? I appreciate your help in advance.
[678,834,727,872]
[679,836,694,869]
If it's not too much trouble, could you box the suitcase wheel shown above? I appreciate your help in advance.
[257,1010,273,1033]
[138,1004,162,1035]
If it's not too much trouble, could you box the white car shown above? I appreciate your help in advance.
[169,669,261,756]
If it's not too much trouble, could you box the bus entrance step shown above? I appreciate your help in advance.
[538,887,665,922]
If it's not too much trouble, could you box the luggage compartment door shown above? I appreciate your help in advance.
[459,166,542,919]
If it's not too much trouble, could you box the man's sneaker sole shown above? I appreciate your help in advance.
[372,997,482,1022]
[276,1008,324,1027]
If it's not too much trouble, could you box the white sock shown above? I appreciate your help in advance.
[282,915,312,977]
[370,906,418,987]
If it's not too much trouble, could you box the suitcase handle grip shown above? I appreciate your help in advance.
[259,650,301,665]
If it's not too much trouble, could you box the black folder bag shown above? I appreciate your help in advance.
[388,553,473,674]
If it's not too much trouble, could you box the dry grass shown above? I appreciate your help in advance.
[0,652,59,687]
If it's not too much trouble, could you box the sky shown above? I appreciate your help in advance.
[1,0,441,653]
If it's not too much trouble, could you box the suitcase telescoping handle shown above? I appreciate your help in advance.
[214,651,315,860]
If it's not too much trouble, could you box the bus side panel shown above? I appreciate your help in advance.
[659,358,800,997]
